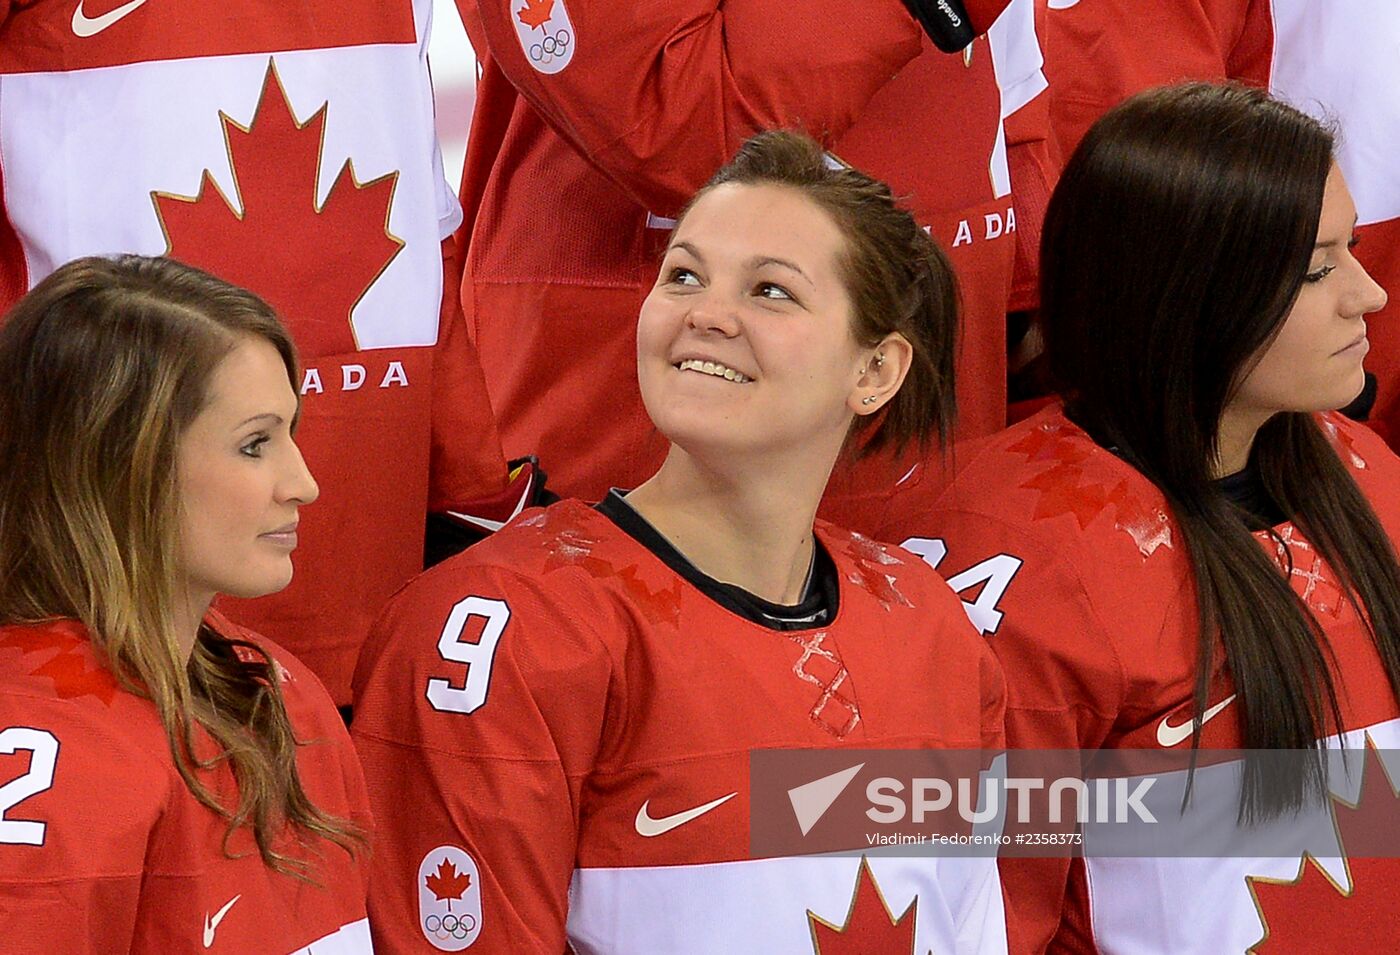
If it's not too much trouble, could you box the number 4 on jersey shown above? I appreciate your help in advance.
[901,538,1022,636]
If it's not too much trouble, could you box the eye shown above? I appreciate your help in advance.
[756,282,794,302]
[666,266,701,287]
[1304,264,1336,284]
[240,434,270,458]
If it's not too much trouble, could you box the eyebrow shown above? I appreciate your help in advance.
[669,241,813,283]
[236,413,284,429]
[1315,215,1361,249]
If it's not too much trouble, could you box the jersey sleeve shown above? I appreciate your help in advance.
[882,506,1126,954]
[429,234,510,509]
[0,693,166,954]
[350,561,615,953]
[460,0,925,214]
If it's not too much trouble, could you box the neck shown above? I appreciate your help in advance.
[1215,405,1274,478]
[173,589,213,664]
[625,442,837,604]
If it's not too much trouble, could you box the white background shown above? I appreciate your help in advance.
[428,0,478,188]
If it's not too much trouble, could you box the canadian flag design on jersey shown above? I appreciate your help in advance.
[153,63,403,358]
[0,3,458,350]
[511,0,576,74]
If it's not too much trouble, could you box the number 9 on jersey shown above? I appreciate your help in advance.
[425,596,510,715]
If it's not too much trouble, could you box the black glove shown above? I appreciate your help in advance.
[423,456,558,568]
[899,0,976,52]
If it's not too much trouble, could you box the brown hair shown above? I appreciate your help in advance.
[1042,83,1400,818]
[0,255,360,871]
[684,130,960,456]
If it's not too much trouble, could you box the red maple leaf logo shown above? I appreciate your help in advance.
[425,859,472,912]
[538,519,683,626]
[808,858,917,954]
[0,623,118,705]
[1247,743,1400,951]
[153,61,403,360]
[1008,421,1173,557]
[1321,413,1368,471]
[841,531,911,611]
[516,0,555,30]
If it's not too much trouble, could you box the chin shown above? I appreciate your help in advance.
[222,566,296,600]
[1324,371,1369,412]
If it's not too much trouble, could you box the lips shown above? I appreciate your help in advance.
[1334,333,1369,356]
[259,522,299,548]
[674,357,753,383]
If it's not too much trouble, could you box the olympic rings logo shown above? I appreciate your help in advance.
[529,28,572,65]
[423,912,476,941]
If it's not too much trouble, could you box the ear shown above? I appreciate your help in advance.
[848,333,913,417]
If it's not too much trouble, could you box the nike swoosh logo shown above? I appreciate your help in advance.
[71,0,150,38]
[1156,694,1237,747]
[202,894,241,949]
[635,792,737,837]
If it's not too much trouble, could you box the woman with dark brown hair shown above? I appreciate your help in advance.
[352,131,1010,954]
[0,255,372,953]
[876,82,1400,952]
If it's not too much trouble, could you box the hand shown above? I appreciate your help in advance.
[899,0,977,52]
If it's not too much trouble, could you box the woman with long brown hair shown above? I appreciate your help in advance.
[0,255,371,953]
[876,82,1400,952]
[352,131,1009,954]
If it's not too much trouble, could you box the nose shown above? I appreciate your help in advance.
[685,289,741,337]
[1348,256,1388,317]
[280,439,320,506]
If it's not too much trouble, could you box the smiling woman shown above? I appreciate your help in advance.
[0,256,372,954]
[351,132,1010,954]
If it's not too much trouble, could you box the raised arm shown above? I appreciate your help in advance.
[460,0,927,214]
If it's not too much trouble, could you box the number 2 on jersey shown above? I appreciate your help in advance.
[426,596,510,715]
[0,727,59,845]
[901,537,1022,635]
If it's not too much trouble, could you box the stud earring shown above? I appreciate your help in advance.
[861,396,878,406]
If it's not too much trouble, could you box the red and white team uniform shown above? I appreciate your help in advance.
[873,405,1400,952]
[0,613,373,954]
[454,0,1050,503]
[1041,0,1400,448]
[1039,0,1273,162]
[0,0,513,704]
[352,500,1008,953]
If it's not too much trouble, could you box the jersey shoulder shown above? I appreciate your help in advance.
[206,610,345,733]
[0,621,172,879]
[817,520,981,622]
[904,407,1179,568]
[1320,411,1400,480]
[352,500,623,740]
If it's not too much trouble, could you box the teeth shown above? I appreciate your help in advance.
[678,359,751,383]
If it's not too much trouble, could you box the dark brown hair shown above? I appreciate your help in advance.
[1043,83,1400,818]
[0,255,360,871]
[685,130,960,456]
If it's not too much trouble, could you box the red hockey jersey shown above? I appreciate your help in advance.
[352,500,1008,953]
[0,0,511,704]
[874,405,1400,953]
[454,0,1050,502]
[0,613,373,954]
[1041,0,1400,452]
